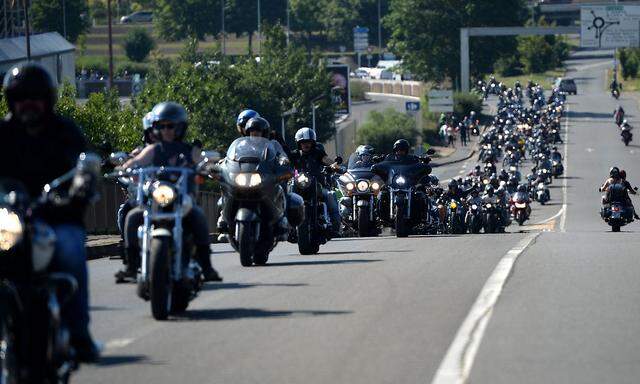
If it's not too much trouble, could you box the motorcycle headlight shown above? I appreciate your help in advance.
[371,182,381,191]
[450,202,458,209]
[234,173,262,188]
[483,179,490,185]
[357,180,370,192]
[395,176,406,186]
[296,174,311,189]
[346,182,355,192]
[0,208,23,251]
[510,166,517,172]
[486,203,492,208]
[472,204,478,210]
[152,183,176,207]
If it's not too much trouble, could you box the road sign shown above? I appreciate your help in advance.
[353,26,369,53]
[427,90,454,113]
[581,5,640,48]
[405,101,420,112]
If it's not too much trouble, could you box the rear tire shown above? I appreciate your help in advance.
[237,222,255,267]
[149,237,172,321]
[612,224,621,232]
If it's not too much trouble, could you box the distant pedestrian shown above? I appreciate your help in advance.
[447,125,456,148]
[459,122,468,146]
[440,124,448,144]
[439,112,446,126]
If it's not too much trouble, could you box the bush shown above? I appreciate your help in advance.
[350,81,366,102]
[494,56,523,77]
[620,48,640,79]
[116,61,152,78]
[357,108,419,154]
[76,55,109,76]
[453,92,483,119]
[123,28,155,62]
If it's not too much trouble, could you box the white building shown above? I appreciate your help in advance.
[0,32,75,85]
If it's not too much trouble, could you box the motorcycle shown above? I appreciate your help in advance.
[600,184,636,232]
[612,88,620,99]
[511,191,531,226]
[551,158,564,177]
[215,137,303,263]
[337,165,383,237]
[482,202,501,233]
[292,163,341,254]
[0,152,100,383]
[465,201,483,233]
[534,182,550,204]
[372,157,432,238]
[108,151,221,319]
[446,199,467,234]
[621,128,633,146]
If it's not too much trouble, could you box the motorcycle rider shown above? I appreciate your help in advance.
[115,111,158,282]
[0,63,100,361]
[120,102,222,282]
[290,127,342,235]
[481,186,506,231]
[600,167,639,219]
[348,144,375,168]
[614,105,625,126]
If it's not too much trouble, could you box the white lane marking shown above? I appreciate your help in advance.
[534,206,564,225]
[560,105,569,233]
[105,338,135,350]
[431,233,540,384]
[458,170,465,174]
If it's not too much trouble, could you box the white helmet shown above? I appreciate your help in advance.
[295,127,316,144]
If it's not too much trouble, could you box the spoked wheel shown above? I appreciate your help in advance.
[149,237,172,320]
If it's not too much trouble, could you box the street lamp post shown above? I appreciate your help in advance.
[257,0,261,55]
[62,0,67,39]
[23,0,31,61]
[221,0,226,55]
[286,0,290,46]
[107,0,114,89]
[377,0,382,53]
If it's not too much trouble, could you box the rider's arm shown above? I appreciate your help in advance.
[122,144,155,169]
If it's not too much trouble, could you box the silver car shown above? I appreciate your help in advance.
[120,11,153,24]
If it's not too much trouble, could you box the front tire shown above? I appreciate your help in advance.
[237,222,255,267]
[395,203,409,238]
[298,214,320,255]
[149,237,172,321]
[612,224,621,232]
[357,206,371,237]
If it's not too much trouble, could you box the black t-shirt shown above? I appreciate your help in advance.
[291,144,328,176]
[0,113,87,223]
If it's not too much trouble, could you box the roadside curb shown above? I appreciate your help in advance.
[431,148,477,168]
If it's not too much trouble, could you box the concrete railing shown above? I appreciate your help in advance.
[352,79,426,98]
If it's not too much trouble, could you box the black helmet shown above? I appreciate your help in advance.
[393,139,410,153]
[610,166,620,178]
[517,184,527,193]
[485,185,494,194]
[448,179,458,190]
[3,63,57,113]
[151,102,188,140]
[244,116,271,138]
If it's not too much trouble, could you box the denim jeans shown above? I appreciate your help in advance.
[50,224,90,339]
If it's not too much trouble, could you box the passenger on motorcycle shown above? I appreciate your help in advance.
[600,167,639,219]
[120,102,223,282]
[0,63,100,361]
[290,127,342,235]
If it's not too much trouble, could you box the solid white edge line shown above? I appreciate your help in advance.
[560,104,569,232]
[430,232,540,384]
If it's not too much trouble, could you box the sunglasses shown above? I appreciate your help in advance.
[156,123,176,131]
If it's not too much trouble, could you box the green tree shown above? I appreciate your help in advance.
[227,0,287,54]
[154,0,222,41]
[357,108,418,154]
[30,0,90,42]
[517,34,554,73]
[290,0,325,52]
[385,0,527,82]
[123,27,156,62]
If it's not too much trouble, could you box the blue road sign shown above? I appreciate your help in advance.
[406,101,420,112]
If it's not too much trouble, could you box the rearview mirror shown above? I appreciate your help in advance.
[197,150,222,174]
[77,152,102,175]
[201,150,221,163]
[426,148,436,155]
[109,152,129,166]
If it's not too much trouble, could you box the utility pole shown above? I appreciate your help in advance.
[23,0,30,61]
[62,0,67,39]
[377,0,382,53]
[257,0,261,55]
[221,0,226,55]
[286,0,290,46]
[107,0,114,89]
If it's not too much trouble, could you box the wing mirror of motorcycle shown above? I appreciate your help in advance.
[109,152,129,167]
[197,150,222,175]
[426,148,436,156]
[334,156,343,165]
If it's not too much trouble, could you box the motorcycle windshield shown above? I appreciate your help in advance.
[347,153,375,171]
[377,161,428,187]
[226,137,276,162]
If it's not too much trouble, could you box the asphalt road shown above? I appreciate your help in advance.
[75,50,639,384]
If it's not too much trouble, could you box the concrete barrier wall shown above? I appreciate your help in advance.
[352,79,425,98]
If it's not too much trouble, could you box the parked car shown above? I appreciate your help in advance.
[554,77,577,95]
[350,68,371,79]
[120,11,153,24]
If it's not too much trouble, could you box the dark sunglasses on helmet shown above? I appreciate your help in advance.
[155,122,176,130]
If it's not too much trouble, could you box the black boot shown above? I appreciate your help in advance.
[196,245,222,282]
[115,248,139,284]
